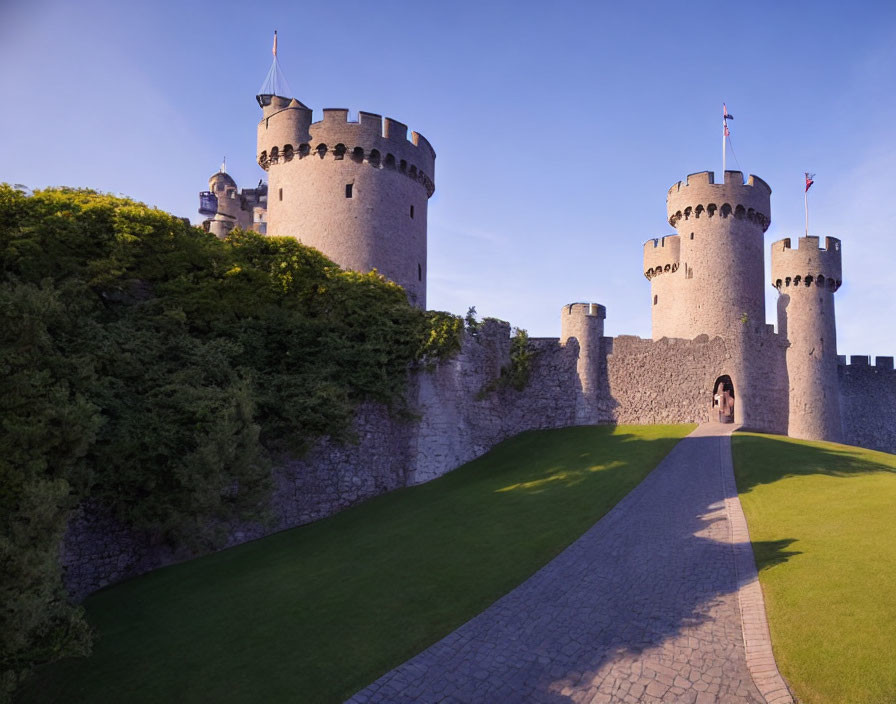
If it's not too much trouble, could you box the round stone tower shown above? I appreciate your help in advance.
[646,171,771,340]
[256,95,435,308]
[206,171,243,238]
[561,302,606,424]
[771,236,843,442]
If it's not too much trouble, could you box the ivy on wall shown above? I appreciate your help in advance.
[0,185,461,697]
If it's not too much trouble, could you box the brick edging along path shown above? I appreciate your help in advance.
[347,424,791,703]
[718,432,793,704]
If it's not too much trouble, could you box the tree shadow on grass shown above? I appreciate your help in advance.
[751,538,801,572]
[348,432,802,703]
[732,432,896,497]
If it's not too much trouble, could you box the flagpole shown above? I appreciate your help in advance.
[722,109,726,175]
[722,120,726,175]
[805,182,809,238]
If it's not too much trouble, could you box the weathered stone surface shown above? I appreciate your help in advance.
[840,359,896,453]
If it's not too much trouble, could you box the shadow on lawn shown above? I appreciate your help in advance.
[751,538,801,572]
[348,432,802,703]
[732,433,896,496]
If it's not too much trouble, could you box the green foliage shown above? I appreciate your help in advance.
[0,185,462,696]
[479,326,534,397]
[0,280,97,701]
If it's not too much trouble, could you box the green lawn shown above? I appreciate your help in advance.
[733,433,896,704]
[20,424,692,704]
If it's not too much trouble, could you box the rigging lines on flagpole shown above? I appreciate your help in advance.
[721,104,743,177]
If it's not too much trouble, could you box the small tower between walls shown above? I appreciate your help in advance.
[561,302,606,424]
[771,236,844,442]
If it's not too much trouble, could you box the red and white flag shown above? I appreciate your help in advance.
[273,30,278,57]
[805,173,815,192]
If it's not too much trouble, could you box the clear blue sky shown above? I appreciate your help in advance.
[2,0,895,357]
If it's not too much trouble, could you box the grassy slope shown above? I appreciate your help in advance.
[733,433,896,704]
[21,424,692,704]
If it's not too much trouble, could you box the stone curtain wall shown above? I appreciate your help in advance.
[63,322,854,601]
[606,335,731,425]
[605,330,788,434]
[839,357,896,454]
[62,321,584,599]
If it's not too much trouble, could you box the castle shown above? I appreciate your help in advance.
[62,39,896,600]
[197,46,862,448]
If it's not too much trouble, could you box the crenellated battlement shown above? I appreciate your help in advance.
[563,302,607,319]
[667,171,771,232]
[257,101,436,197]
[770,236,842,291]
[643,235,681,279]
[838,355,895,370]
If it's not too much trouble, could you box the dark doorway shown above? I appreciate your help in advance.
[712,375,735,423]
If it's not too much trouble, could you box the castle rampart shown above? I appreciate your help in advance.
[839,358,896,453]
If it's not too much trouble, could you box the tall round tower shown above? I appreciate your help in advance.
[646,171,771,340]
[561,302,606,424]
[771,236,843,442]
[256,93,435,308]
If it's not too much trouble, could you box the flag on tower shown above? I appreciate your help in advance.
[805,173,815,192]
[723,103,733,137]
[273,30,278,57]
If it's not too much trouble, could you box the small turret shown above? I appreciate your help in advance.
[771,236,844,442]
[561,302,606,424]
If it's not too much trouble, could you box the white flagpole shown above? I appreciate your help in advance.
[805,180,809,238]
[722,109,726,175]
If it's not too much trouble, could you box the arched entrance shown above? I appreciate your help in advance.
[712,375,735,423]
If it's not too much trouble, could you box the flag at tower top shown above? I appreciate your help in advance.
[805,173,815,192]
[273,30,277,57]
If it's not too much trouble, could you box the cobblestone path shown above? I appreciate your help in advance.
[346,424,786,703]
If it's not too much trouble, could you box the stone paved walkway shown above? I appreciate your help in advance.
[347,424,789,703]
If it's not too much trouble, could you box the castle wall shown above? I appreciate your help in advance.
[839,356,896,454]
[604,330,788,433]
[62,314,800,600]
[62,320,582,600]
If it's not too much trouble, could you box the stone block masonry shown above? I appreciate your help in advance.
[839,358,896,453]
[60,317,753,599]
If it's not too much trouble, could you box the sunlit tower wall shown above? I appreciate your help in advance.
[561,302,606,424]
[643,234,681,339]
[654,171,771,340]
[771,236,844,442]
[205,171,252,238]
[256,96,435,308]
